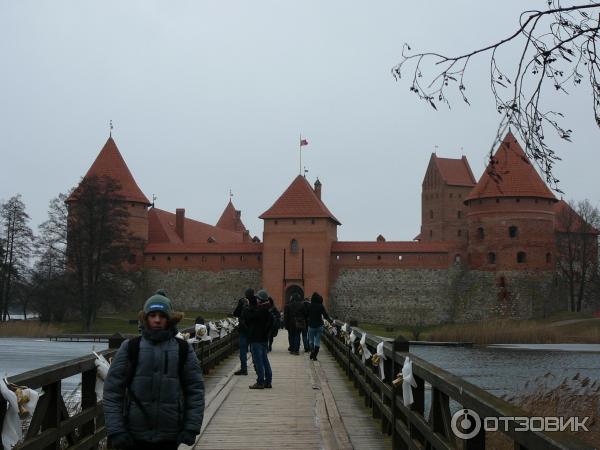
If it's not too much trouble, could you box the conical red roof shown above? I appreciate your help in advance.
[216,200,248,233]
[67,137,150,204]
[260,175,340,224]
[466,132,556,202]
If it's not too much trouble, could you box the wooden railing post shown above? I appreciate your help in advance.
[391,335,409,450]
[80,367,97,440]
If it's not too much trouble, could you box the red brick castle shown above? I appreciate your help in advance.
[69,132,588,323]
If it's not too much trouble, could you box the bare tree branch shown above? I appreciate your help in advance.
[393,1,600,191]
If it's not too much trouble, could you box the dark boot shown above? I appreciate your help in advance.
[309,349,315,360]
[313,346,320,361]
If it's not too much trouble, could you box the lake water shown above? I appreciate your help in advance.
[0,338,108,395]
[2,338,600,400]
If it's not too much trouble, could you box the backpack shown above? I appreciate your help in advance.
[125,335,189,388]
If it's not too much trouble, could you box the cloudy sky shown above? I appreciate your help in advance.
[1,1,596,242]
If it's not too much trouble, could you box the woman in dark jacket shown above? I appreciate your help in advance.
[306,292,331,361]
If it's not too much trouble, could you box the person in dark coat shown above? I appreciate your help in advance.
[233,288,254,375]
[307,292,331,361]
[284,293,307,355]
[266,297,280,352]
[103,290,204,450]
[243,289,273,389]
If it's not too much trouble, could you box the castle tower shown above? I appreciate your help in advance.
[216,200,250,242]
[259,176,340,308]
[420,153,476,243]
[464,132,557,270]
[66,137,151,268]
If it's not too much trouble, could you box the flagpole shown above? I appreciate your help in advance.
[299,133,302,175]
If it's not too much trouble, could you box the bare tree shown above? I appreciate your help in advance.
[393,1,600,190]
[555,199,600,311]
[66,176,135,331]
[0,195,35,321]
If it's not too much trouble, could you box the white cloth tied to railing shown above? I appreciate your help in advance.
[401,356,418,407]
[359,333,372,362]
[218,320,228,338]
[196,324,211,342]
[348,330,357,346]
[94,352,110,400]
[376,341,386,380]
[207,322,220,340]
[1,378,20,450]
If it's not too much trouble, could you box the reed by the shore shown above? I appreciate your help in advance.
[0,320,61,337]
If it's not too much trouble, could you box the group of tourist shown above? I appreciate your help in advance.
[101,287,330,449]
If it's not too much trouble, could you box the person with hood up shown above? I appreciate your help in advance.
[306,292,331,361]
[284,293,307,355]
[232,288,254,375]
[103,290,204,450]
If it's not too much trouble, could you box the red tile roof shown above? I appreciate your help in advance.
[260,175,341,224]
[148,208,246,245]
[433,155,476,186]
[145,242,263,254]
[332,241,450,253]
[67,137,150,204]
[554,200,600,235]
[466,132,557,202]
[216,200,248,233]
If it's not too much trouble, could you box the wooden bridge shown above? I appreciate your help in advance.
[3,323,593,449]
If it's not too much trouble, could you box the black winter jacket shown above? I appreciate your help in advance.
[243,301,271,343]
[307,300,331,328]
[103,327,204,443]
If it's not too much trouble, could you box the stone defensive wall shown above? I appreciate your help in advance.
[329,266,565,325]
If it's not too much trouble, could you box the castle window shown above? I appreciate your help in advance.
[311,219,315,224]
[516,198,521,203]
[517,252,527,263]
[221,255,226,262]
[496,198,500,203]
[202,255,207,262]
[487,252,496,264]
[430,210,434,219]
[356,255,360,261]
[167,256,171,262]
[429,230,433,238]
[290,239,299,254]
[509,226,518,238]
[535,199,539,204]
[454,254,461,263]
[151,256,156,261]
[546,253,552,263]
[398,255,403,261]
[257,255,261,261]
[457,211,462,219]
[274,220,278,225]
[240,255,245,261]
[293,219,296,225]
[336,255,340,260]
[184,255,188,261]
[449,193,453,198]
[457,230,462,237]
[477,227,485,239]
[377,255,381,260]
[458,194,462,198]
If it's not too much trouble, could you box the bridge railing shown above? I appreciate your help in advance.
[321,320,592,450]
[4,324,239,450]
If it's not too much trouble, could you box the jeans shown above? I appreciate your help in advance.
[239,333,248,371]
[289,329,301,352]
[308,326,324,348]
[250,341,272,385]
[301,327,309,351]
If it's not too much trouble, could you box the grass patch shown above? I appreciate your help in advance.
[0,320,61,337]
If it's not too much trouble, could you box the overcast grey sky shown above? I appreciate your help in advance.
[1,1,596,242]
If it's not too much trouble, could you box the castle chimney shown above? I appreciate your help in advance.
[175,208,185,241]
[314,178,322,200]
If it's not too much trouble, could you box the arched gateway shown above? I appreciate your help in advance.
[285,285,304,303]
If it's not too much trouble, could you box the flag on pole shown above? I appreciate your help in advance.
[300,138,308,147]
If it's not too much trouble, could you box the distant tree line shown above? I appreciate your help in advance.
[0,175,138,331]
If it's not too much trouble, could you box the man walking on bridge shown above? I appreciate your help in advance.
[103,290,205,450]
[243,289,273,389]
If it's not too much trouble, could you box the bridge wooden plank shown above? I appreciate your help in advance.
[193,335,390,450]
